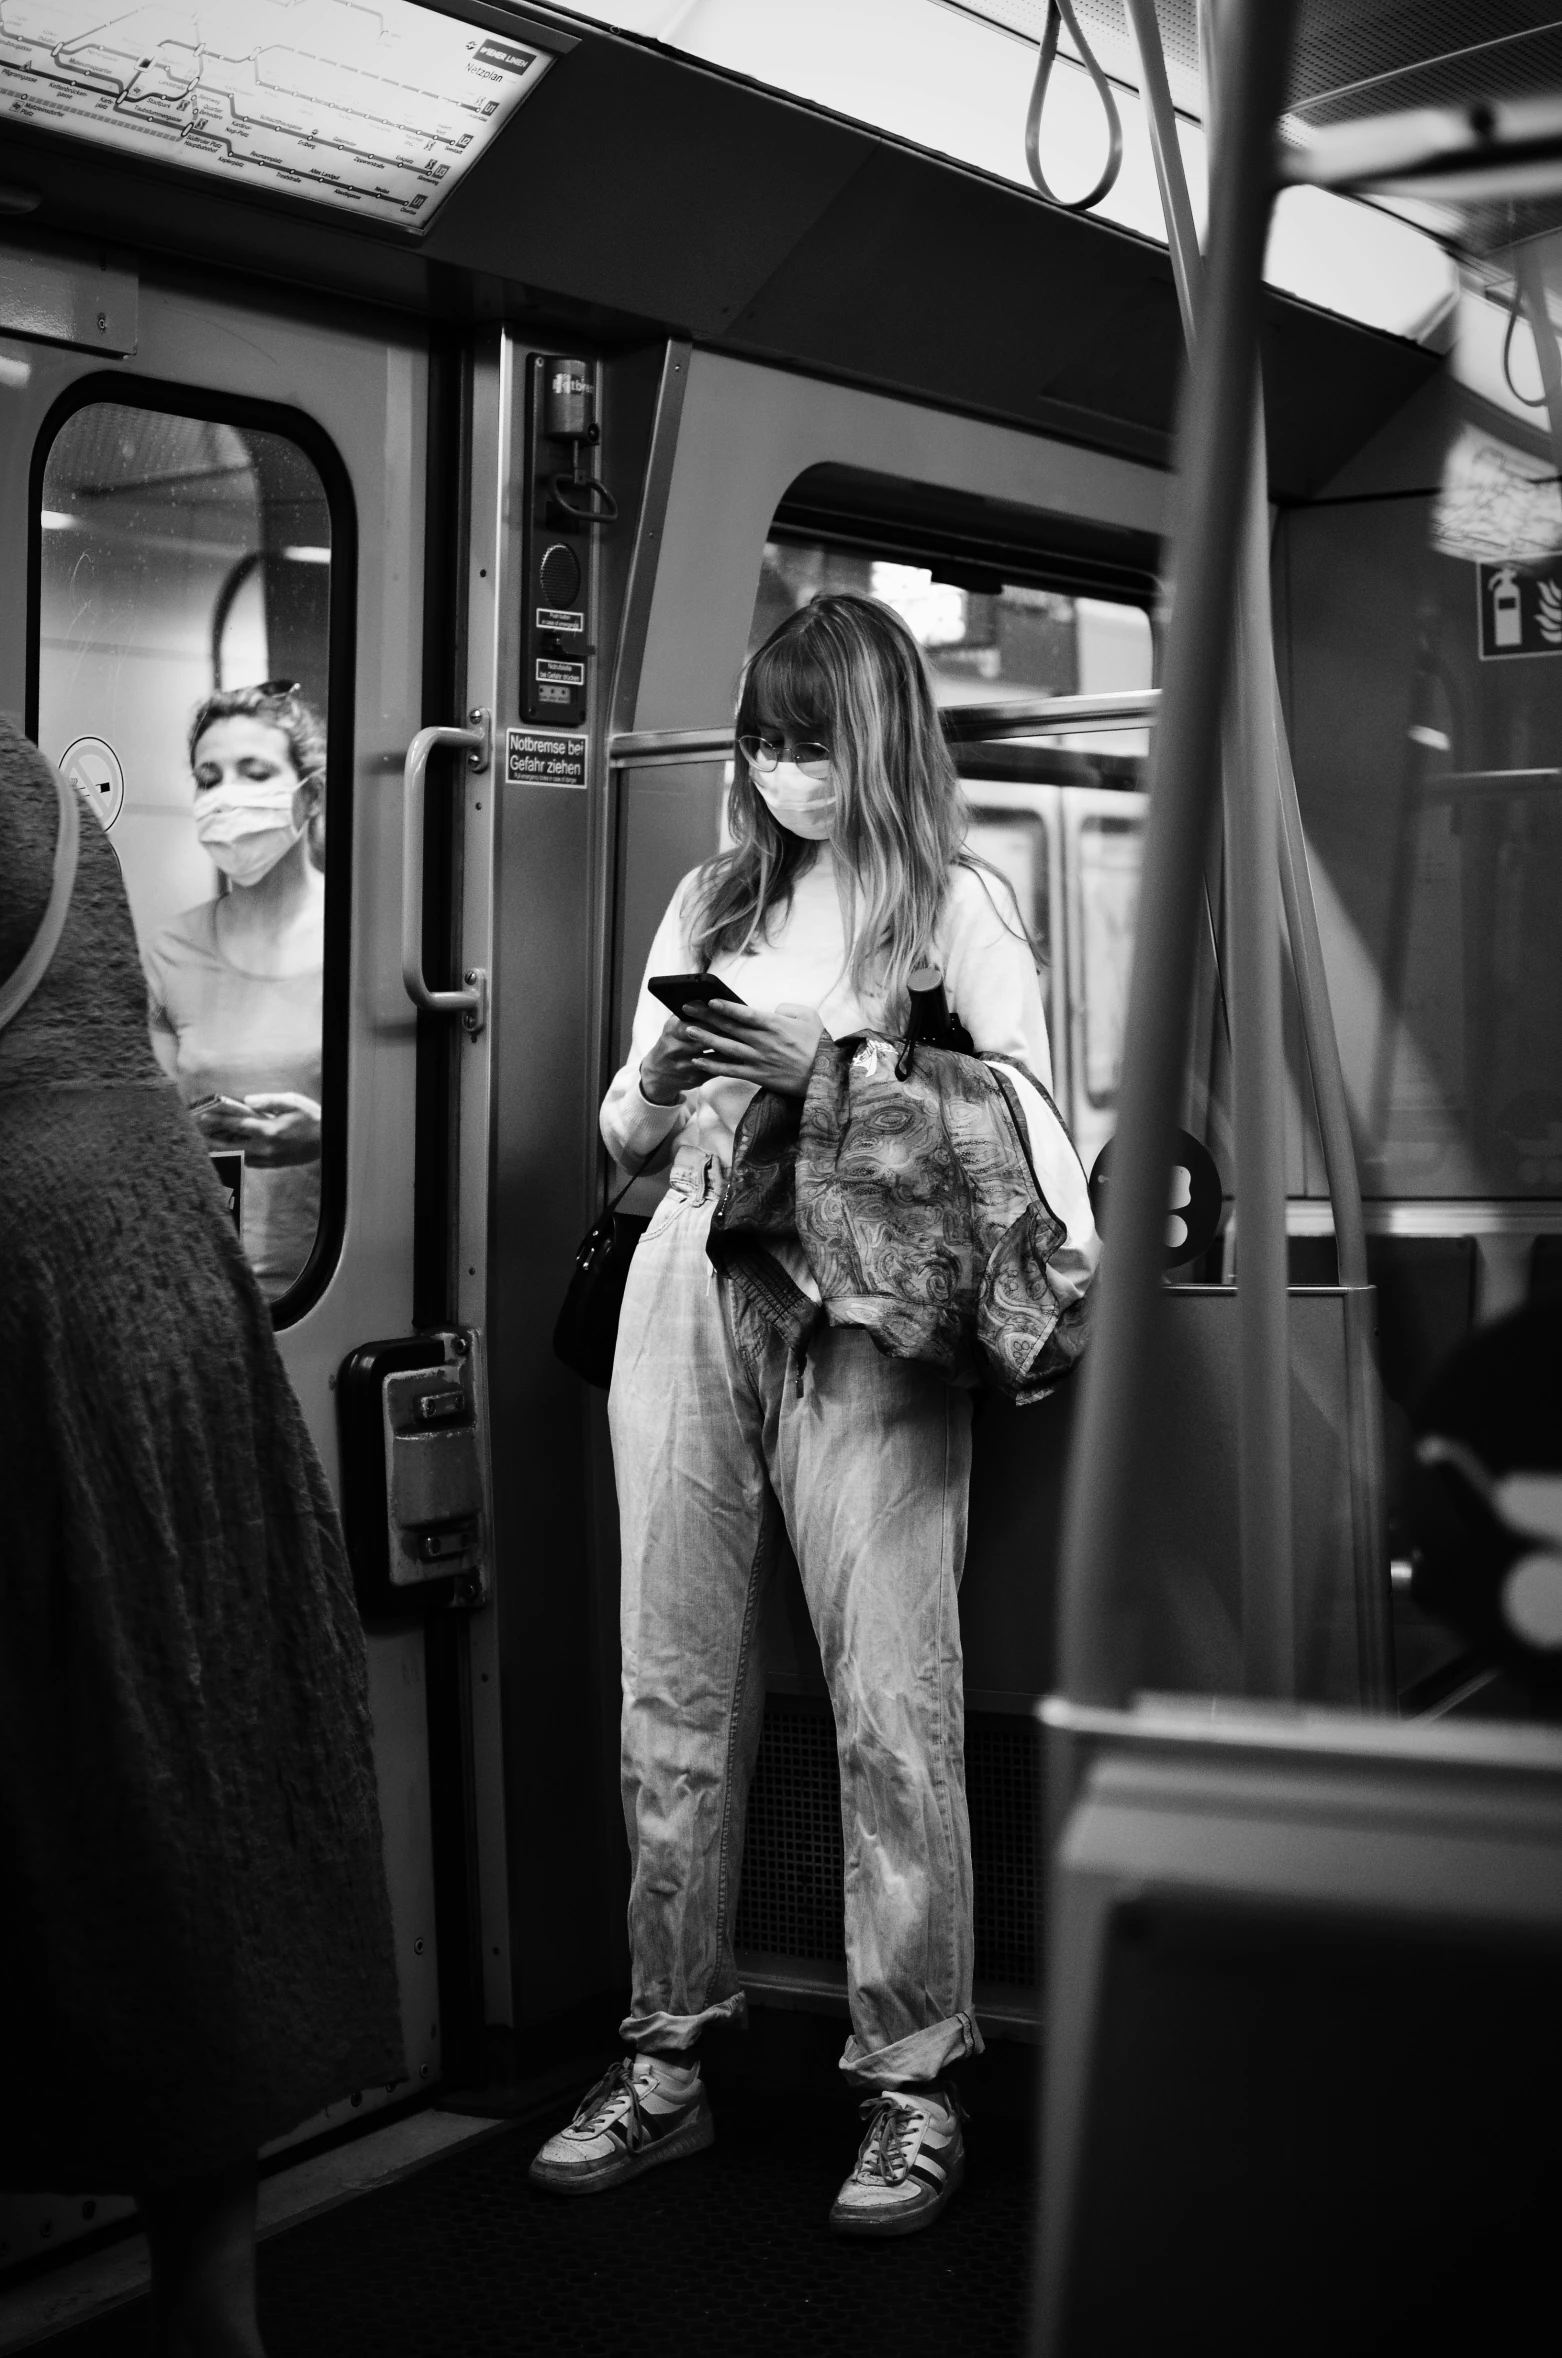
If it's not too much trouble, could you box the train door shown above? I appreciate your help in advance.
[0,268,481,2261]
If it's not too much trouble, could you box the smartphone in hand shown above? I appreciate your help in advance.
[648,972,746,1019]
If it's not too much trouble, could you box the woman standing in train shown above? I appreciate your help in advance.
[144,681,327,1302]
[0,717,403,2354]
[532,593,1052,2235]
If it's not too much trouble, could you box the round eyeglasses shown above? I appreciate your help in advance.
[738,734,833,781]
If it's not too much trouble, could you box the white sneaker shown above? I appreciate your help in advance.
[528,2054,714,2195]
[829,2081,967,2238]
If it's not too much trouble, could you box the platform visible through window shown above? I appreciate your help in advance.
[750,539,1153,709]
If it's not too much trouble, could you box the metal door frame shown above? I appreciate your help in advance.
[0,266,479,2211]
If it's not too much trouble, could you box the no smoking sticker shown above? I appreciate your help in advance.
[59,736,124,827]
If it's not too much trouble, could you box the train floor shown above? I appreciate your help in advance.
[25,2011,1039,2358]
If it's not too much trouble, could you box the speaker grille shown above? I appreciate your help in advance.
[733,1699,1040,1988]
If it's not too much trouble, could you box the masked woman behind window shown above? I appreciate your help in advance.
[144,682,326,1302]
[532,593,1053,2238]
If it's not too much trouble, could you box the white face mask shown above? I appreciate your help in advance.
[194,778,305,887]
[755,761,836,841]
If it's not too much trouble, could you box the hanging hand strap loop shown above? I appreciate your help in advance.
[1025,0,1124,214]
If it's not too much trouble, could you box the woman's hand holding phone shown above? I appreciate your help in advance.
[639,1013,716,1104]
[236,1092,322,1166]
[681,1000,824,1097]
[639,998,825,1102]
[190,1090,322,1164]
[190,1093,255,1141]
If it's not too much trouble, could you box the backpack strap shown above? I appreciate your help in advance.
[0,765,81,1034]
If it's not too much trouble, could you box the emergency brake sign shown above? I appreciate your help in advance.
[506,728,587,788]
[1478,557,1562,658]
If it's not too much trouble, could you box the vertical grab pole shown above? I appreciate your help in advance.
[1201,0,1293,1696]
[1514,241,1562,479]
[1128,0,1390,1700]
[1054,0,1300,1710]
[1036,20,1302,2346]
[1228,454,1296,1693]
[1124,0,1201,333]
[1275,717,1393,1699]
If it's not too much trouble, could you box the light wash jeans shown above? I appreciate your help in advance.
[609,1152,983,2089]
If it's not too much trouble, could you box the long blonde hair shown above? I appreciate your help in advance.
[689,593,970,1021]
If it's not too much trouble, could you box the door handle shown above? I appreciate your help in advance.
[402,709,491,1034]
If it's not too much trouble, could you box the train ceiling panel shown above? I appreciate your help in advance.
[423,40,876,333]
[563,3,1458,344]
[0,0,570,230]
[1286,4,1562,127]
[1282,5,1562,259]
[0,0,1441,498]
[946,0,1202,114]
[935,0,1562,259]
[944,3,1562,132]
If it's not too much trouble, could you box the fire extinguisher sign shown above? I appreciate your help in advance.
[1477,558,1562,658]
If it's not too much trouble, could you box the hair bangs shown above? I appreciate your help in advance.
[739,629,831,745]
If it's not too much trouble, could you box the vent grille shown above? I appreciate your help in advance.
[967,1714,1045,1987]
[733,1699,1041,1989]
[732,1702,846,1963]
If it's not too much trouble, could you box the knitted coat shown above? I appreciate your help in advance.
[0,719,403,2190]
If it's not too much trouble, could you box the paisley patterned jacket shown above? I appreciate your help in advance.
[707,1034,1100,1404]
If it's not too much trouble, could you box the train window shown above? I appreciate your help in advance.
[750,538,1154,707]
[33,394,349,1313]
[1076,813,1142,1112]
[1286,271,1562,1207]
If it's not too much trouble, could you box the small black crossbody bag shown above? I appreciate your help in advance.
[553,1166,652,1389]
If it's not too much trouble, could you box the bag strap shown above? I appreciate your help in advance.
[604,1168,641,1219]
[602,1134,660,1221]
[0,765,81,1035]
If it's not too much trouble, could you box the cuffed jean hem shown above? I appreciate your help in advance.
[839,2009,985,2090]
[620,1990,748,2054]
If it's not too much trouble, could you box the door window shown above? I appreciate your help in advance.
[34,394,349,1314]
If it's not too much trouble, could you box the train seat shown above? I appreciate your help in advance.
[1034,1702,1562,2354]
